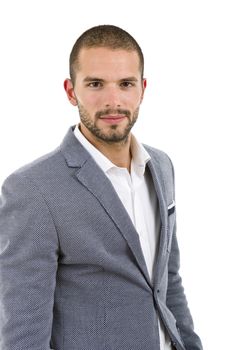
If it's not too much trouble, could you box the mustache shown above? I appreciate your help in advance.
[95,109,131,118]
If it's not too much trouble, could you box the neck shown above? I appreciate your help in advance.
[79,124,132,173]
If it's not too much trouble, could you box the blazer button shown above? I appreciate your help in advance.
[157,289,160,293]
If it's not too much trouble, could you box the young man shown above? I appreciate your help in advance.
[0,25,203,350]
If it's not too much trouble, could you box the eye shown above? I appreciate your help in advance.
[120,81,135,88]
[88,81,103,88]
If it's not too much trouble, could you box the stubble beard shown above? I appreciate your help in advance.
[77,102,139,145]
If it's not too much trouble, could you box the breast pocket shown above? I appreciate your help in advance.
[167,200,176,252]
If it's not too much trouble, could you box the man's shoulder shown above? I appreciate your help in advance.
[3,146,64,187]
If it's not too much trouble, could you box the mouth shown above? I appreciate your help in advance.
[99,115,127,124]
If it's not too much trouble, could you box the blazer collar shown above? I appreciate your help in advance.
[59,125,92,168]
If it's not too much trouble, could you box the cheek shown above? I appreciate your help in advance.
[78,93,100,110]
[125,91,143,108]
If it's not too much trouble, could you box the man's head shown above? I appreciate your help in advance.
[64,25,146,145]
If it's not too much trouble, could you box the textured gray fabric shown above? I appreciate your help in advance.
[0,125,203,350]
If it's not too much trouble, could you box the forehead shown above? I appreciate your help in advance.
[77,47,141,79]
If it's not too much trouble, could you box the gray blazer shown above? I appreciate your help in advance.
[0,126,202,350]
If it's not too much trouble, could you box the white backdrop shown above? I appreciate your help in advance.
[1,1,233,348]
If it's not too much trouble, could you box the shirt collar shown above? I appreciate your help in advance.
[73,124,151,176]
[130,133,151,176]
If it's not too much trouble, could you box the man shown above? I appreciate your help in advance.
[0,25,203,350]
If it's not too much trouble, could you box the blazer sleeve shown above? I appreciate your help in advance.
[166,159,203,350]
[0,172,59,350]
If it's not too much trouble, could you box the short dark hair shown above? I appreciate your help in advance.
[69,25,144,84]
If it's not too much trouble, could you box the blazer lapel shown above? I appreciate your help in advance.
[146,158,169,288]
[60,126,152,287]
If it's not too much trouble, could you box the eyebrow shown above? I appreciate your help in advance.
[83,76,139,83]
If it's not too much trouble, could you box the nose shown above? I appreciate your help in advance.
[104,86,122,108]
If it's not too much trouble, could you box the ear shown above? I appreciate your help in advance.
[140,78,147,103]
[64,79,78,106]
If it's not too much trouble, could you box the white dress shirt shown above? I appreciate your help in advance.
[73,124,172,349]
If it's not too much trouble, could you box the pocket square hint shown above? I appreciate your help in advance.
[168,200,175,215]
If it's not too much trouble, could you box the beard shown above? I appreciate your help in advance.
[77,102,139,144]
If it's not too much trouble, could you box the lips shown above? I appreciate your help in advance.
[99,115,126,119]
[99,115,126,124]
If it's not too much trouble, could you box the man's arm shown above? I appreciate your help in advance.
[166,221,203,350]
[163,156,203,350]
[0,172,59,350]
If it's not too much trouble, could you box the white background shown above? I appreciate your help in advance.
[0,1,233,348]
